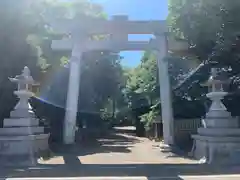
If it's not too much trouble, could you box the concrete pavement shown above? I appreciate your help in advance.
[1,128,240,179]
[40,130,196,165]
[4,174,240,179]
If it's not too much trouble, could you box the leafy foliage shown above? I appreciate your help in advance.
[124,50,193,129]
[41,52,123,120]
[0,0,125,130]
[0,0,43,124]
[125,52,159,110]
[140,106,159,130]
[168,0,240,100]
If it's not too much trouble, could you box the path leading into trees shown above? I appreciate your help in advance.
[1,127,240,179]
[41,126,196,165]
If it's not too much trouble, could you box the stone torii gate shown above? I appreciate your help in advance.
[51,15,186,148]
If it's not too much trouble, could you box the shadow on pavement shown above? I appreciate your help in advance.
[54,133,140,154]
[45,130,141,165]
[1,163,240,179]
[1,129,239,179]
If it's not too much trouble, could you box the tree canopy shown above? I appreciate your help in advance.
[5,0,238,134]
[0,0,124,126]
[168,0,240,71]
[168,0,240,98]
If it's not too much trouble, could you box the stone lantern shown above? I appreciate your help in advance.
[9,66,36,117]
[0,66,49,166]
[203,68,229,116]
[192,68,240,164]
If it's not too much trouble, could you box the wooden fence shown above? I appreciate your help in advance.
[174,118,202,150]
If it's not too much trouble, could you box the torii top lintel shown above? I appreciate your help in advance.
[51,15,167,35]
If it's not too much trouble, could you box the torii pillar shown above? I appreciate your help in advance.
[155,35,174,147]
[155,35,189,149]
[64,44,82,144]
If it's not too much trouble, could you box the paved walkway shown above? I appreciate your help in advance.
[40,128,196,165]
[1,128,240,179]
[4,175,240,180]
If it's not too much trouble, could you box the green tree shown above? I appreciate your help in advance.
[0,0,123,127]
[80,51,123,113]
[124,51,188,129]
[42,50,123,119]
[168,0,240,72]
[125,51,192,108]
[168,0,240,102]
[0,0,43,124]
[26,0,107,78]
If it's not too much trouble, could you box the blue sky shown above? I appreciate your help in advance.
[91,0,168,67]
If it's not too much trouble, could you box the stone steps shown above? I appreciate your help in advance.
[3,118,39,127]
[202,117,239,128]
[198,128,240,136]
[0,126,44,135]
[0,133,49,140]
